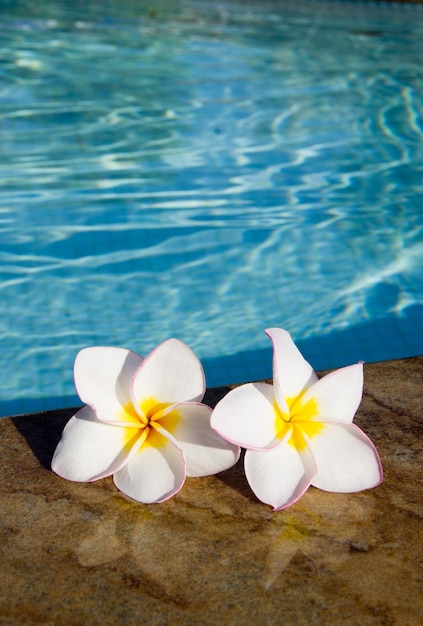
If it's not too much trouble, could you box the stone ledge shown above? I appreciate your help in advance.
[1,357,422,625]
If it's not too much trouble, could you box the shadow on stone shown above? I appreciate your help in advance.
[11,406,80,470]
[215,449,258,504]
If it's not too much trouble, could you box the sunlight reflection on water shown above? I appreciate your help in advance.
[0,0,422,414]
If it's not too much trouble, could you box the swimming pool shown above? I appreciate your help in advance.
[1,0,422,417]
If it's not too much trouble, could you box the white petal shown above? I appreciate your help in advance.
[211,382,280,449]
[166,403,240,477]
[265,328,318,407]
[307,422,383,492]
[132,338,205,407]
[300,363,363,423]
[74,347,144,423]
[245,439,317,510]
[51,406,134,482]
[113,433,185,503]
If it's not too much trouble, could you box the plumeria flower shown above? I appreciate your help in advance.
[211,328,383,510]
[52,339,240,503]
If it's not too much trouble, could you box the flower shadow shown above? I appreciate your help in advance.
[214,449,259,504]
[11,406,80,470]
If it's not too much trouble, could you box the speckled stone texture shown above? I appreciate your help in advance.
[1,357,422,625]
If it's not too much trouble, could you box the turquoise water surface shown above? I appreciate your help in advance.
[1,0,423,416]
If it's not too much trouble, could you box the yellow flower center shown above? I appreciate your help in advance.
[120,397,180,451]
[274,393,324,450]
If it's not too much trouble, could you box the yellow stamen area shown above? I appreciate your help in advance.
[119,397,181,452]
[140,397,172,421]
[120,401,144,425]
[274,394,324,450]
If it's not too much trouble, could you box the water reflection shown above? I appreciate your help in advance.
[0,0,422,414]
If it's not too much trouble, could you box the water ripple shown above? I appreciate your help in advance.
[1,0,423,412]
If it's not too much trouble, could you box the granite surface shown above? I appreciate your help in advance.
[1,357,422,625]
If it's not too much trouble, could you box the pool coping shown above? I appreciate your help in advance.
[1,356,422,624]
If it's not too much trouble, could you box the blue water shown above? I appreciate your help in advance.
[1,0,423,416]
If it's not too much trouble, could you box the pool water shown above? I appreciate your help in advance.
[1,0,422,416]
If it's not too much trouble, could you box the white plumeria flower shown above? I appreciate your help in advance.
[52,339,240,504]
[211,328,383,511]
